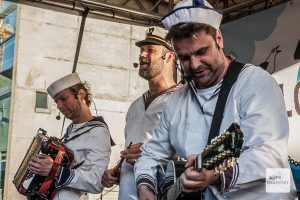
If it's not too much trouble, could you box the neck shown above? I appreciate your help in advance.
[199,55,231,89]
[219,56,231,80]
[148,74,176,94]
[73,105,94,124]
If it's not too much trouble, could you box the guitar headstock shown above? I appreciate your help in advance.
[195,123,244,174]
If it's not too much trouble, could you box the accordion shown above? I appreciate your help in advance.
[13,128,74,200]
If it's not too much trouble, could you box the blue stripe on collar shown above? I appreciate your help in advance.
[193,0,204,6]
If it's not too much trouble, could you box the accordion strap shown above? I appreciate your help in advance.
[38,149,65,194]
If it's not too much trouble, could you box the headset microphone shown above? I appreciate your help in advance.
[162,52,168,60]
[133,63,139,68]
[56,112,61,120]
[134,52,168,68]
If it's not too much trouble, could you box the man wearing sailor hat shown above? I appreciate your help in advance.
[29,72,114,200]
[101,26,180,200]
[135,0,297,199]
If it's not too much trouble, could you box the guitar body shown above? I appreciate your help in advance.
[157,123,244,200]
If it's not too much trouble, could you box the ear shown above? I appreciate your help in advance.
[77,89,86,101]
[166,52,175,63]
[216,29,224,49]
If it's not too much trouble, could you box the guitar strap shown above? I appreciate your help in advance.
[207,61,244,144]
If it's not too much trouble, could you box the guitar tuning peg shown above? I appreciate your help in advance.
[211,137,217,143]
[222,162,227,171]
[214,166,220,174]
[220,135,226,141]
[213,157,218,163]
[226,158,233,167]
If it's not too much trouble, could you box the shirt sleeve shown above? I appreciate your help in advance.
[234,68,289,185]
[56,127,111,193]
[134,103,176,195]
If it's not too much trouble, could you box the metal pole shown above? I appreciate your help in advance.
[72,8,89,73]
[221,0,268,14]
[77,0,163,20]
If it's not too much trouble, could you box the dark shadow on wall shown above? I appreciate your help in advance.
[221,3,287,64]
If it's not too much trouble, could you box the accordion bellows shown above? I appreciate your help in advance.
[13,129,74,200]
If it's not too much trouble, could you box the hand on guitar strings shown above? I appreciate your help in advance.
[120,142,143,165]
[180,155,220,192]
[101,168,120,188]
[28,154,54,176]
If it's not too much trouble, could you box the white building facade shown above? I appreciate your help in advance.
[1,1,150,199]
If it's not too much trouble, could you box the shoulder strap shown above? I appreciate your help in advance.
[89,116,116,146]
[207,61,244,144]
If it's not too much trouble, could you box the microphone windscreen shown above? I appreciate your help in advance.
[133,63,139,68]
[56,112,61,120]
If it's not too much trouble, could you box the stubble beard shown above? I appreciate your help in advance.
[139,62,163,80]
[68,101,82,123]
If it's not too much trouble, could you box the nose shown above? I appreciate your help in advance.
[56,100,63,110]
[139,50,148,59]
[190,55,200,70]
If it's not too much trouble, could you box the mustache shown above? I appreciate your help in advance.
[139,58,150,65]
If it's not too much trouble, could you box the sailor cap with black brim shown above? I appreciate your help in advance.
[162,0,222,30]
[135,26,172,51]
[47,73,81,99]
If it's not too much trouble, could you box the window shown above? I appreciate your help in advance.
[35,91,50,113]
[0,151,6,190]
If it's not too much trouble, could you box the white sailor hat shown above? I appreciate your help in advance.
[47,72,81,98]
[162,0,222,30]
[135,26,172,50]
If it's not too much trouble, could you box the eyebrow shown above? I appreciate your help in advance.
[177,46,209,57]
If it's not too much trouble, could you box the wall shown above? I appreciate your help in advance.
[221,0,300,73]
[221,0,300,163]
[272,62,300,161]
[4,3,148,200]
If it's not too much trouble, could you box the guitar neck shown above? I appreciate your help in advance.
[194,155,203,171]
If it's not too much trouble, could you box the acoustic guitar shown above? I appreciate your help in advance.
[157,123,244,200]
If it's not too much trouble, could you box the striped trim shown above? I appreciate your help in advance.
[55,166,75,188]
[209,81,222,100]
[64,125,105,143]
[219,164,239,193]
[159,175,174,194]
[143,92,148,104]
[146,35,171,48]
[188,80,222,113]
[162,5,222,21]
[143,84,181,106]
[229,164,239,189]
[136,174,157,195]
[62,116,110,143]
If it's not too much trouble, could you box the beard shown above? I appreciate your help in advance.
[139,59,163,80]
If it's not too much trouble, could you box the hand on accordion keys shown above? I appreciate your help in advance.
[28,154,54,177]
